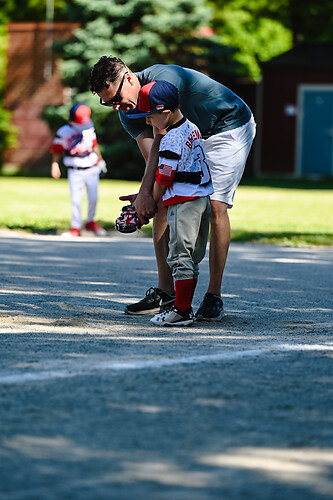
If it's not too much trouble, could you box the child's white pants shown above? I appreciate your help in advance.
[67,166,100,229]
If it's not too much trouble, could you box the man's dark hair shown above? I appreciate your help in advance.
[90,56,127,93]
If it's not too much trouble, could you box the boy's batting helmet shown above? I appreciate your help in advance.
[69,103,91,125]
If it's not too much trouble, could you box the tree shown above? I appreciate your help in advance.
[244,0,333,45]
[209,0,292,81]
[55,0,214,89]
[0,24,17,169]
[209,0,333,81]
[44,0,243,180]
[0,0,73,23]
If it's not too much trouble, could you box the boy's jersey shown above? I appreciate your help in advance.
[120,64,252,140]
[156,117,214,206]
[50,123,99,168]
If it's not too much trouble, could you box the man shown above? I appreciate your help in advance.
[90,56,256,321]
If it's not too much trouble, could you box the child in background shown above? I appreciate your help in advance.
[128,81,213,325]
[50,103,107,237]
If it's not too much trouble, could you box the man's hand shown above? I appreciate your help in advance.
[119,193,138,206]
[134,191,157,224]
[119,192,155,225]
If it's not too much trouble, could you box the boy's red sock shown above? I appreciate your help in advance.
[175,278,196,311]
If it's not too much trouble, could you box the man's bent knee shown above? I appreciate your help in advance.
[210,200,228,223]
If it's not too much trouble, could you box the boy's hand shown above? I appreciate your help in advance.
[51,163,61,179]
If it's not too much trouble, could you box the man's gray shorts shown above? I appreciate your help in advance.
[204,115,256,208]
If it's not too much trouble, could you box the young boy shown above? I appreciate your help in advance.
[50,103,107,237]
[128,81,214,326]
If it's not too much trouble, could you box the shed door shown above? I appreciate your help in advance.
[297,86,333,176]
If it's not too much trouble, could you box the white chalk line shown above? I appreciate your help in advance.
[1,343,332,385]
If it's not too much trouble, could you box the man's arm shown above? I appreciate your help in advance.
[136,127,154,163]
[137,127,163,193]
[119,127,165,222]
[134,128,165,221]
[119,120,167,222]
[119,127,155,213]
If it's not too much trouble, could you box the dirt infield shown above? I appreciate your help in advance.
[0,230,332,500]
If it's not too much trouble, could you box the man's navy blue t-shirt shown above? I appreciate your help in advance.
[119,64,252,140]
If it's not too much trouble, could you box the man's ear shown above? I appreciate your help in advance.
[126,72,134,86]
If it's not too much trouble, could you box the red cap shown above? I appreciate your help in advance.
[70,104,91,124]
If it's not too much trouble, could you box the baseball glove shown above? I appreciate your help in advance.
[97,159,107,177]
[115,205,141,233]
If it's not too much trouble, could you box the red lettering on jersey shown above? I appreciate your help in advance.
[186,129,202,150]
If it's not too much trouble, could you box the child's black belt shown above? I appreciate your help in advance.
[68,166,93,170]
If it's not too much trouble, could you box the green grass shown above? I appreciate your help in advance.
[0,177,141,234]
[0,176,332,247]
[230,185,333,246]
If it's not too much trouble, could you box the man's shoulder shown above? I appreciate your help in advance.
[137,64,190,86]
[137,64,171,77]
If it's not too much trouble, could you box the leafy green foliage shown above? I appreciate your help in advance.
[44,0,246,180]
[0,0,73,23]
[209,0,333,80]
[209,0,292,80]
[0,107,18,161]
[54,0,214,88]
[0,25,17,166]
[251,0,333,44]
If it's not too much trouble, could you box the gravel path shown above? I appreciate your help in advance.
[0,230,332,500]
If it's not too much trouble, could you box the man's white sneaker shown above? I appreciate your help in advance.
[151,306,194,326]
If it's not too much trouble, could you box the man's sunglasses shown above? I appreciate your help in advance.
[99,72,128,107]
